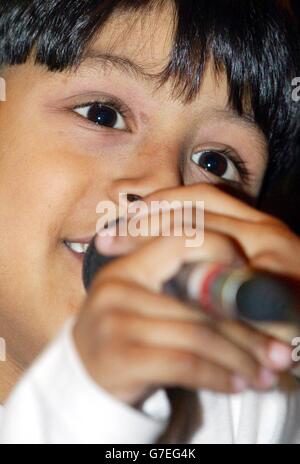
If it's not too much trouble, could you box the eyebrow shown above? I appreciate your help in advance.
[206,108,267,150]
[80,50,161,82]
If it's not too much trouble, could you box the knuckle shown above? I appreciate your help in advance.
[92,279,129,307]
[187,323,216,345]
[214,234,237,253]
[250,333,273,358]
[255,221,290,249]
[123,342,148,367]
[98,309,129,339]
[194,183,215,197]
[268,226,288,248]
[251,251,283,270]
[235,352,258,376]
[205,230,239,254]
[175,352,201,377]
[262,215,287,229]
[248,330,269,348]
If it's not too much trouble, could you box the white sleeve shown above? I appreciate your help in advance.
[0,318,169,444]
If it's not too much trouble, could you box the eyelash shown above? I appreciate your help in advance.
[72,98,131,129]
[72,100,251,184]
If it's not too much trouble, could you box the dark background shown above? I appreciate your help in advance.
[261,0,300,234]
[292,0,300,20]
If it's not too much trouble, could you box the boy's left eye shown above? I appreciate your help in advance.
[74,102,126,130]
[191,150,241,182]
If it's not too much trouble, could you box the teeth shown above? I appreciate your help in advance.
[65,241,89,254]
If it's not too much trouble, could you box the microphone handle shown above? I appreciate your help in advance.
[167,263,300,380]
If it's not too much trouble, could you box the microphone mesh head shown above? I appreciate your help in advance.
[82,236,114,290]
[236,275,294,321]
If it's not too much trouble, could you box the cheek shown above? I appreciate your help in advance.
[0,126,93,353]
[0,80,98,252]
[0,144,86,250]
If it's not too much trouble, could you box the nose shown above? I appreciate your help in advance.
[108,156,181,205]
[126,193,143,203]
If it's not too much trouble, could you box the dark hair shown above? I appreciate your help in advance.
[0,0,299,194]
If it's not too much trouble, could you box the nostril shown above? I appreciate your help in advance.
[127,194,143,203]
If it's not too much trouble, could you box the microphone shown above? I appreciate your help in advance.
[83,235,300,343]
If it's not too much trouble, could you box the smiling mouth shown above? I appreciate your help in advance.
[63,240,91,263]
[64,241,90,254]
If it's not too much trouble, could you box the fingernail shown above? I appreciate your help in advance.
[232,375,248,392]
[268,342,292,369]
[258,368,278,389]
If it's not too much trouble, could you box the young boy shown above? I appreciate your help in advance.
[0,0,299,443]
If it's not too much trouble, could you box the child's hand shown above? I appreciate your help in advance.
[100,183,300,280]
[73,186,295,406]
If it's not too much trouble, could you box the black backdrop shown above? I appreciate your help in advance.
[261,0,300,234]
[292,0,300,20]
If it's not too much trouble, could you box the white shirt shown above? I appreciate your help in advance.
[0,318,299,444]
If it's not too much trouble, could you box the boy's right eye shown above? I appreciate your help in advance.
[73,102,127,130]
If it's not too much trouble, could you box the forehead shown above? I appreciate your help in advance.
[78,3,230,111]
[89,3,176,73]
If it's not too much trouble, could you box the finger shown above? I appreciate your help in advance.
[125,342,248,394]
[214,319,293,372]
[96,211,198,255]
[97,211,278,263]
[87,278,209,323]
[118,208,295,272]
[204,211,288,257]
[142,184,274,223]
[95,229,245,274]
[96,201,282,260]
[199,212,299,277]
[114,311,278,389]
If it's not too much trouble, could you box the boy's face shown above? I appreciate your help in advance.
[0,6,267,366]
